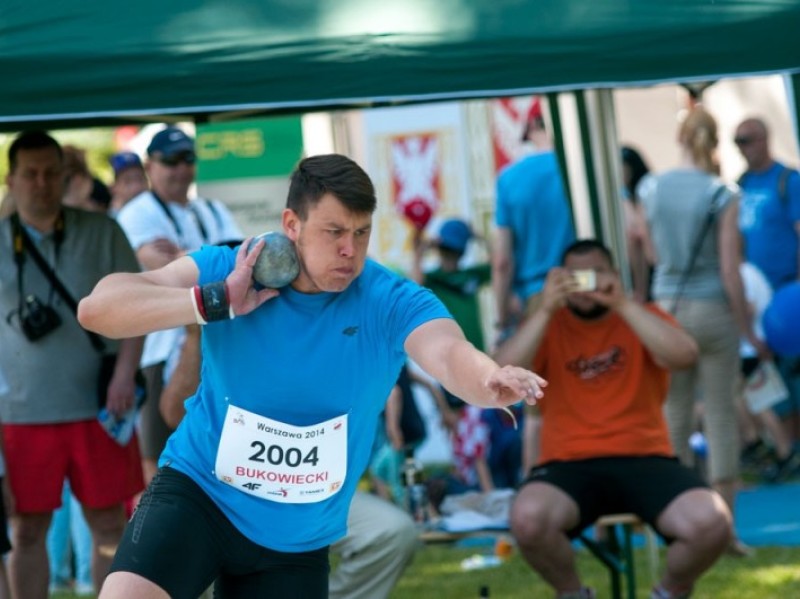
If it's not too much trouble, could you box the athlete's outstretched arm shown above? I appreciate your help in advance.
[404,318,545,410]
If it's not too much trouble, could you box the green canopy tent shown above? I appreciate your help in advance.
[1,0,799,128]
[2,0,799,269]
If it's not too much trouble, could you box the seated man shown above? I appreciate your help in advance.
[495,239,732,599]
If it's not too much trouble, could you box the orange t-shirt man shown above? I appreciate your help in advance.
[532,304,675,464]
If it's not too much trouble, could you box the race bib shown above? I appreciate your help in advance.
[214,405,348,504]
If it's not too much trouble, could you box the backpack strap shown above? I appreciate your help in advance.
[777,165,797,206]
[737,165,796,207]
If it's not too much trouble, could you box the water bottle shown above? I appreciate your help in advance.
[98,386,145,446]
[689,431,707,481]
[98,405,138,446]
[402,447,428,524]
[494,535,514,559]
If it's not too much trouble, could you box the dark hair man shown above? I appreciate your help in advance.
[79,153,545,598]
[495,239,730,599]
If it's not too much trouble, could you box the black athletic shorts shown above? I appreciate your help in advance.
[520,456,707,541]
[110,466,330,599]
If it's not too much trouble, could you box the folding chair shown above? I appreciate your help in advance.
[578,513,658,599]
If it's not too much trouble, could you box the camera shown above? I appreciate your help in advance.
[571,269,597,292]
[20,295,62,341]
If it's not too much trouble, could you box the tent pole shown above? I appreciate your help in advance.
[547,92,576,229]
[583,89,631,292]
[553,93,592,239]
[787,74,800,152]
[575,90,604,242]
[554,89,631,291]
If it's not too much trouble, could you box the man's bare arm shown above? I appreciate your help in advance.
[404,319,545,410]
[159,325,201,429]
[491,227,515,330]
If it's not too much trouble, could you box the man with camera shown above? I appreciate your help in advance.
[0,131,144,598]
[494,239,732,599]
[116,126,243,489]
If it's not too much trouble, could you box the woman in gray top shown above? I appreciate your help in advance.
[637,106,765,557]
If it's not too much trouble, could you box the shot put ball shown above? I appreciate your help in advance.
[250,232,300,288]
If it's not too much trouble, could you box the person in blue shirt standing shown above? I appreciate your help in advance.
[492,101,576,341]
[735,118,800,290]
[735,117,800,443]
[78,153,546,599]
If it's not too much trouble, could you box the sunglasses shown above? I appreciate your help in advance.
[157,152,197,167]
[734,136,760,147]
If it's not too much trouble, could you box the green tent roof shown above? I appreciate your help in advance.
[2,0,799,129]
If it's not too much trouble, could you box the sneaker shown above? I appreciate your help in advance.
[48,581,72,594]
[557,588,596,599]
[74,582,95,596]
[651,584,692,598]
[761,451,800,483]
[741,439,775,469]
[726,538,755,558]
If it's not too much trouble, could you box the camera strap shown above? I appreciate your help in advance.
[151,192,212,245]
[9,213,106,354]
[10,215,27,320]
[10,213,64,322]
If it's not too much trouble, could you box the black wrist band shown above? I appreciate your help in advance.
[200,281,231,322]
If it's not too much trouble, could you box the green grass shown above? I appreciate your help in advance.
[389,543,800,599]
[48,544,800,599]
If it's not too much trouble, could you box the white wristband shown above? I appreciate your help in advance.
[190,287,208,325]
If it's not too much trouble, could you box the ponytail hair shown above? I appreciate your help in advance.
[678,107,719,175]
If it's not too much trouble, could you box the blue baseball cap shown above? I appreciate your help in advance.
[109,151,143,176]
[437,219,472,253]
[146,127,195,158]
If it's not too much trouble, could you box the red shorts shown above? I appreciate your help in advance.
[3,420,145,513]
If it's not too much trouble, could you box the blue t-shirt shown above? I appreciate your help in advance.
[495,151,575,300]
[160,248,450,552]
[738,162,800,289]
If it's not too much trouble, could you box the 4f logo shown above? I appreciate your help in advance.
[242,482,261,491]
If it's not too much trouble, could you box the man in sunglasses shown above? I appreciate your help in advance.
[116,126,243,490]
[734,117,800,449]
[734,118,800,291]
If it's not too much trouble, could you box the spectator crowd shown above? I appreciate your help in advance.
[0,95,798,599]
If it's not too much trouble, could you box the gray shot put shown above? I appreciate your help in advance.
[250,231,300,288]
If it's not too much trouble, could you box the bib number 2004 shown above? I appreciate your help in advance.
[215,406,347,503]
[249,441,319,468]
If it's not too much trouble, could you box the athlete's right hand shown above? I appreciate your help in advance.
[226,238,280,317]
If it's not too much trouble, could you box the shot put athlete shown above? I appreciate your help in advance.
[78,154,546,599]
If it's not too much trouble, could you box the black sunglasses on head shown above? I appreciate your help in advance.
[734,136,760,146]
[158,152,197,167]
